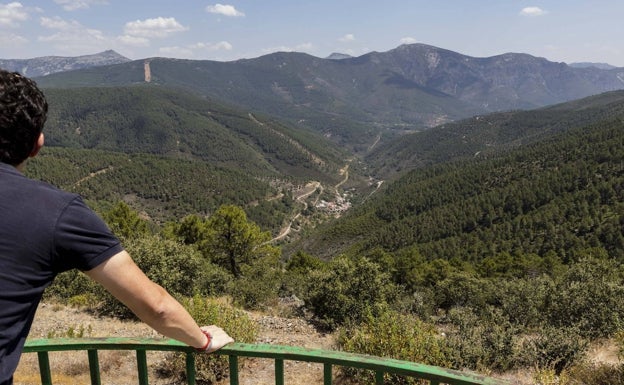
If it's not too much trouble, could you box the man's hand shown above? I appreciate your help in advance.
[200,325,235,353]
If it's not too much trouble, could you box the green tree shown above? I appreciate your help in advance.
[162,214,209,245]
[103,201,149,239]
[304,255,397,330]
[203,205,279,278]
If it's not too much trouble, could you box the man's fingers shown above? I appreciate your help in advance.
[200,325,235,353]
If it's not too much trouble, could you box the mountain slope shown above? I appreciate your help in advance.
[292,95,624,260]
[42,85,346,183]
[367,90,624,177]
[25,147,291,230]
[33,44,624,153]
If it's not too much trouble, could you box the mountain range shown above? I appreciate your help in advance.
[0,50,130,77]
[25,44,624,154]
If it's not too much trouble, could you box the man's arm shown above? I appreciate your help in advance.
[84,250,233,352]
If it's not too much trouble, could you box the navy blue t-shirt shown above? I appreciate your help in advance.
[0,162,123,384]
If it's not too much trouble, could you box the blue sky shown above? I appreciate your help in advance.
[1,1,623,66]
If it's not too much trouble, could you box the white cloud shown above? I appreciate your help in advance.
[261,42,314,55]
[0,31,27,46]
[118,34,149,47]
[159,46,193,58]
[205,4,244,17]
[54,0,108,11]
[400,37,417,45]
[40,16,76,30]
[520,7,547,17]
[160,41,234,58]
[38,16,110,54]
[124,17,188,38]
[339,34,355,43]
[0,2,29,28]
[191,41,233,51]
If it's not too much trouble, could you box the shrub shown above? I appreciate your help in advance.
[94,235,205,318]
[228,254,282,310]
[156,295,257,384]
[444,307,520,371]
[564,362,624,384]
[518,326,589,375]
[45,269,96,302]
[547,257,624,338]
[337,310,453,384]
[303,255,397,330]
[434,272,495,313]
[495,276,555,328]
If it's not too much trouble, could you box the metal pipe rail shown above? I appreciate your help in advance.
[23,338,508,385]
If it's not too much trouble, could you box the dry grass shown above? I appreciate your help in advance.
[15,303,622,385]
[14,302,334,385]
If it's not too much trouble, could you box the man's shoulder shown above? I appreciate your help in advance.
[0,162,80,206]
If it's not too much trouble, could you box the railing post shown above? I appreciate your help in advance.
[87,349,101,385]
[375,370,384,385]
[275,358,284,385]
[323,363,332,385]
[186,353,196,385]
[36,351,52,385]
[229,354,239,385]
[136,349,149,385]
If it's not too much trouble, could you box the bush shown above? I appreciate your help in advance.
[228,254,282,310]
[496,276,555,328]
[45,268,96,302]
[94,235,206,318]
[564,362,624,384]
[518,326,589,375]
[547,258,624,338]
[303,255,397,330]
[156,295,257,384]
[434,272,495,312]
[444,307,520,371]
[337,310,453,384]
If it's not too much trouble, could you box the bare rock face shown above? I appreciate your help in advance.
[0,50,131,77]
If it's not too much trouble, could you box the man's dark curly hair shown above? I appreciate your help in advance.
[0,69,48,165]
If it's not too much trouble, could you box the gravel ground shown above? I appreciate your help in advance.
[16,302,617,385]
[14,302,335,385]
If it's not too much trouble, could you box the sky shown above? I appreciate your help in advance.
[1,1,623,67]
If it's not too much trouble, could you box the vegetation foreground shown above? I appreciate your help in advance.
[37,198,624,384]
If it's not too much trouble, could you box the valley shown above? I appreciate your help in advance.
[6,44,624,383]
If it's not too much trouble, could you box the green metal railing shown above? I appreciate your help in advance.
[23,338,507,385]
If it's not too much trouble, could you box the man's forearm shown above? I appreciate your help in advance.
[85,251,233,352]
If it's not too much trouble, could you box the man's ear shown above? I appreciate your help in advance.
[29,133,44,158]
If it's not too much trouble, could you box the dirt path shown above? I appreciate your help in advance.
[72,166,114,188]
[271,181,320,242]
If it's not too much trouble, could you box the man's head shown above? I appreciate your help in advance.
[0,69,48,166]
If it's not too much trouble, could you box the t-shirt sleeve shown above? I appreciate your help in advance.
[53,197,124,272]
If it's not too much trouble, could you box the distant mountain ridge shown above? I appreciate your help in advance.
[29,44,624,152]
[0,50,130,77]
[569,62,618,70]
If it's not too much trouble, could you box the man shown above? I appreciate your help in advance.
[0,69,233,384]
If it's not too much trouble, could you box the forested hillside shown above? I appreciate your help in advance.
[42,85,346,183]
[367,90,624,178]
[294,112,624,262]
[25,147,294,232]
